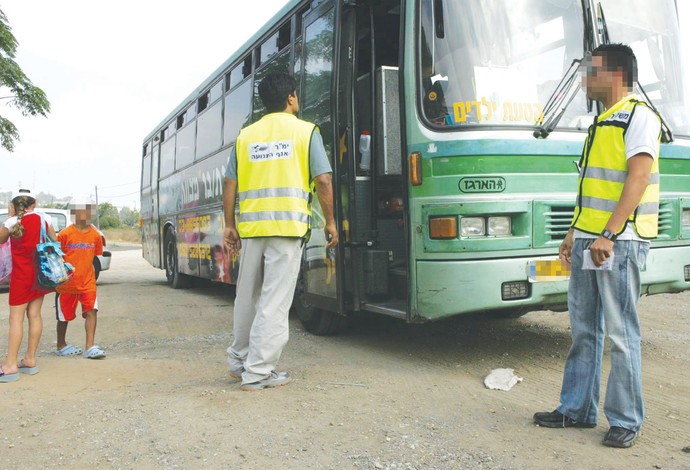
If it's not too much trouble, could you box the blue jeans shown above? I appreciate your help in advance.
[557,238,649,432]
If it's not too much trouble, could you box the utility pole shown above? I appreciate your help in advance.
[95,185,100,229]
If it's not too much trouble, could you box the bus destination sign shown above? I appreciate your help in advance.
[458,176,506,193]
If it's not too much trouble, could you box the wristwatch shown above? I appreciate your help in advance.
[601,229,618,242]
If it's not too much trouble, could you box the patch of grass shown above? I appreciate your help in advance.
[102,227,141,244]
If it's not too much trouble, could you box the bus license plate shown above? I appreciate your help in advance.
[528,259,571,282]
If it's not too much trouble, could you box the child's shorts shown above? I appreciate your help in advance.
[55,292,98,322]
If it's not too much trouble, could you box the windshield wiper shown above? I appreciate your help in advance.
[533,58,583,139]
[637,83,674,143]
[534,0,601,139]
[536,1,673,142]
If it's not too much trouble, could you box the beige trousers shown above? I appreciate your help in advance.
[227,237,303,384]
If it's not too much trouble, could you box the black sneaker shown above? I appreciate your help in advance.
[533,410,597,428]
[603,426,637,448]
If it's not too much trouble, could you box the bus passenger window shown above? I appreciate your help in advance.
[223,79,252,144]
[295,6,309,38]
[159,125,176,178]
[260,33,278,65]
[198,93,209,113]
[142,152,151,189]
[209,81,223,104]
[227,56,252,91]
[197,86,223,158]
[277,23,291,50]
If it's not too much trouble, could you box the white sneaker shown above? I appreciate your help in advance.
[241,371,290,391]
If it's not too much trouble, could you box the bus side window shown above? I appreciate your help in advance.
[142,143,151,189]
[223,79,253,146]
[175,107,196,169]
[259,22,291,66]
[159,125,176,178]
[226,56,252,91]
[197,81,224,159]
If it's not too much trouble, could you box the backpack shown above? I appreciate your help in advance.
[36,213,74,288]
[0,239,10,284]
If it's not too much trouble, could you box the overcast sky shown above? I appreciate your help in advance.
[0,0,290,208]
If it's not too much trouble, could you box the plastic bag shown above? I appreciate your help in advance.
[36,213,74,288]
[0,239,11,284]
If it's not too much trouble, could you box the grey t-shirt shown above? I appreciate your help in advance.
[224,128,332,181]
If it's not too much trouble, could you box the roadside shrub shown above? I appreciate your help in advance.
[99,215,122,229]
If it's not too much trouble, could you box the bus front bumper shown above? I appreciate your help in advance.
[415,245,690,321]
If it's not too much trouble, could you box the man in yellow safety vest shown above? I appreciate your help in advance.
[222,71,338,391]
[534,44,661,448]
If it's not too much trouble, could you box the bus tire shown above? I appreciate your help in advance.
[292,276,346,335]
[165,231,190,289]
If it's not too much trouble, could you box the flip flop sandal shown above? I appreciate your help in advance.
[83,345,106,359]
[0,366,19,383]
[18,359,39,375]
[56,344,83,356]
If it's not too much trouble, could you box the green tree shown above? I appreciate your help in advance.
[0,8,50,151]
[119,206,140,227]
[98,202,118,220]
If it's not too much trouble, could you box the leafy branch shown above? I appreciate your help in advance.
[0,8,50,152]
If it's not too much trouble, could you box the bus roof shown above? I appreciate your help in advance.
[143,0,303,144]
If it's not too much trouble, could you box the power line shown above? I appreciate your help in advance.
[100,190,140,198]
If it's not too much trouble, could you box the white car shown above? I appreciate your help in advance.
[0,208,111,287]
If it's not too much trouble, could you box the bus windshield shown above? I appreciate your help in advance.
[419,0,690,136]
[419,0,588,129]
[600,0,690,137]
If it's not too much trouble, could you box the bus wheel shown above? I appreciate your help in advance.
[165,231,190,289]
[292,277,346,335]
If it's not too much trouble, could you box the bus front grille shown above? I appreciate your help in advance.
[544,205,575,241]
[656,200,677,240]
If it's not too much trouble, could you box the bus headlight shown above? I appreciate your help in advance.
[460,217,485,237]
[683,209,690,227]
[488,216,511,236]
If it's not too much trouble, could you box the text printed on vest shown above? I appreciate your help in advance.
[248,140,294,162]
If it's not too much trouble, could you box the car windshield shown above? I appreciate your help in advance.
[45,212,68,232]
[419,0,690,136]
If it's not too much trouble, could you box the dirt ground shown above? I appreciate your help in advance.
[0,246,689,470]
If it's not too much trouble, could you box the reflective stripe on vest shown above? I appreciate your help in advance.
[236,113,316,238]
[571,95,661,239]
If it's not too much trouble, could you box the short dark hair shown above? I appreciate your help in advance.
[592,43,637,87]
[258,71,297,113]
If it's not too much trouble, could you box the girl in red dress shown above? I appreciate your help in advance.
[0,189,56,382]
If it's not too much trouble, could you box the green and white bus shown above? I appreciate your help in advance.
[141,0,690,334]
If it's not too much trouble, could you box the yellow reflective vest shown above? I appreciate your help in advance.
[236,112,316,238]
[571,95,661,239]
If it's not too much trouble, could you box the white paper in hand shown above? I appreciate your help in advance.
[582,249,614,271]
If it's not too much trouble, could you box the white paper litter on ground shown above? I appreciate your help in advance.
[484,368,523,391]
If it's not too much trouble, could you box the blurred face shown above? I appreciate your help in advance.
[71,204,95,225]
[581,53,621,101]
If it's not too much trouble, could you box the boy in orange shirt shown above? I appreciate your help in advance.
[55,195,105,359]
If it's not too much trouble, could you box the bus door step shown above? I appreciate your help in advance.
[361,301,407,319]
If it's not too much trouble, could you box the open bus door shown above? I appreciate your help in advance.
[294,0,409,335]
[293,0,348,334]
